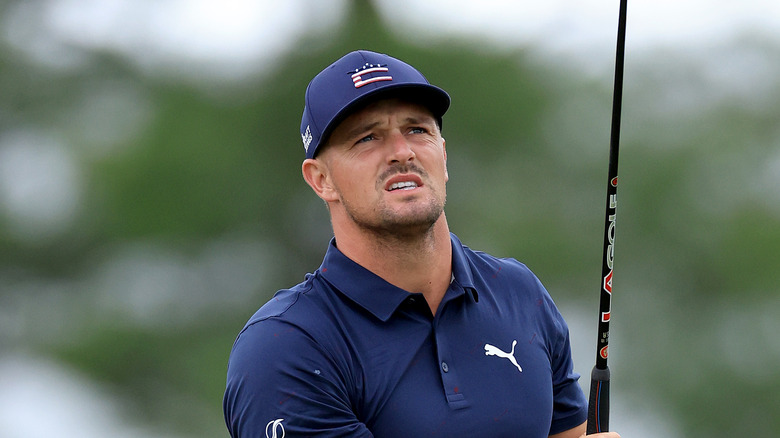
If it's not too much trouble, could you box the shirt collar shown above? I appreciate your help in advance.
[318,233,478,321]
[449,233,477,293]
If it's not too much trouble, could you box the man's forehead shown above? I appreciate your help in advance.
[340,98,437,128]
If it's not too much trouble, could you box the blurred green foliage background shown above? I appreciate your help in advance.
[1,1,779,437]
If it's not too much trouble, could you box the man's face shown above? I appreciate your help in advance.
[316,98,448,237]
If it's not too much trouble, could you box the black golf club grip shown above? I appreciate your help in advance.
[587,366,610,434]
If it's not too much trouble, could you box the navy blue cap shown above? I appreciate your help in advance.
[300,50,450,159]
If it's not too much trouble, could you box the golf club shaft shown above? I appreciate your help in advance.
[587,0,627,434]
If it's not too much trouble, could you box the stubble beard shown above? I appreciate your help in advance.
[340,189,446,242]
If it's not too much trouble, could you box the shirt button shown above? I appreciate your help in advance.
[441,362,449,373]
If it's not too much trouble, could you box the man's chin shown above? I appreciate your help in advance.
[342,196,445,238]
[373,208,444,237]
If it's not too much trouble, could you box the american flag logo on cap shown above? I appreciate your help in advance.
[350,63,392,88]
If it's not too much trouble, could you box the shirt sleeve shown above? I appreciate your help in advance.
[547,305,588,435]
[223,317,374,438]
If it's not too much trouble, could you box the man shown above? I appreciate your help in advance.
[224,50,621,438]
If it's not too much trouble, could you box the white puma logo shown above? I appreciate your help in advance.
[484,340,522,373]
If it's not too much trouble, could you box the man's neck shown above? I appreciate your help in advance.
[333,216,453,315]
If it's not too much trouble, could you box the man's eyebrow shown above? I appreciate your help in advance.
[403,115,436,125]
[343,121,381,141]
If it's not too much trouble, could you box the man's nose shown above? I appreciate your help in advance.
[387,132,415,163]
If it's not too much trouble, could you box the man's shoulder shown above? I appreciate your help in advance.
[242,273,327,325]
[458,241,537,280]
[454,238,553,306]
[228,273,341,362]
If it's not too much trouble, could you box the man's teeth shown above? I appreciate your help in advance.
[389,181,418,191]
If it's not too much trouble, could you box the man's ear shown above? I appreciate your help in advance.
[442,138,448,182]
[302,158,339,202]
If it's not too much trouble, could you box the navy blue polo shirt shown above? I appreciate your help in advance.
[224,233,587,437]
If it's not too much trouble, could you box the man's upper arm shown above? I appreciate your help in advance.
[543,291,588,434]
[223,318,372,438]
[549,420,586,438]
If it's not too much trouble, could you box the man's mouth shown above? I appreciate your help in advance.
[388,181,419,191]
[384,172,425,192]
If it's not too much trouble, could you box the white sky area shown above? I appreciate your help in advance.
[0,355,184,438]
[2,0,780,437]
[5,0,780,77]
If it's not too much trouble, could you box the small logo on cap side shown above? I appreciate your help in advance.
[301,125,312,152]
[351,63,392,88]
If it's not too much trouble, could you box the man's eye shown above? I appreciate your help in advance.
[357,134,375,143]
[410,127,427,134]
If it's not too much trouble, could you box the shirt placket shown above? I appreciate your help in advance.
[432,283,470,410]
